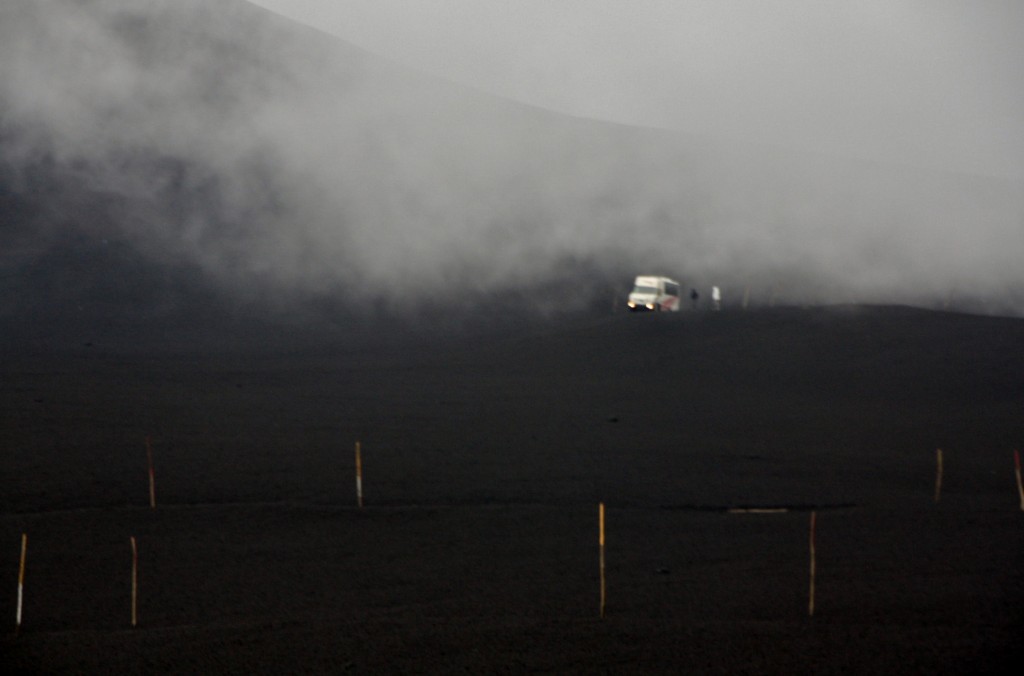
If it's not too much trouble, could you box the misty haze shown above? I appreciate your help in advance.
[2,0,1022,324]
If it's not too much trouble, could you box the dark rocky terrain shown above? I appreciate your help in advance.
[2,304,1022,674]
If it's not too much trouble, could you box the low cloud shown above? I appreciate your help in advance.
[2,0,1022,317]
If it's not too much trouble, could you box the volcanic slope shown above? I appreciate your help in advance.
[2,306,1023,675]
[3,305,1022,512]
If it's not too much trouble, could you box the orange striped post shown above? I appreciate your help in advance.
[808,511,817,617]
[15,533,26,635]
[598,502,606,618]
[146,436,156,509]
[355,441,363,508]
[130,536,138,627]
[1014,450,1023,511]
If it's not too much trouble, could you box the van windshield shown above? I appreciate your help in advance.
[632,285,658,295]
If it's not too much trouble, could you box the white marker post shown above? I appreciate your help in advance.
[16,533,26,635]
[599,502,606,619]
[808,511,817,617]
[1014,450,1023,511]
[355,441,363,508]
[146,436,156,509]
[130,536,138,628]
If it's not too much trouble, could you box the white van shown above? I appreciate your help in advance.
[627,276,681,312]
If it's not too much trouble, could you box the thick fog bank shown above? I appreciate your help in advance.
[2,0,1022,321]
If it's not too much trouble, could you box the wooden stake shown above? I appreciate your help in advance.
[934,448,943,503]
[1014,449,1023,511]
[808,511,816,617]
[355,441,363,508]
[16,533,26,635]
[599,502,606,619]
[146,436,156,509]
[130,536,138,628]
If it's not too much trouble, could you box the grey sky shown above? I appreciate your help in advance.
[250,0,1024,179]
